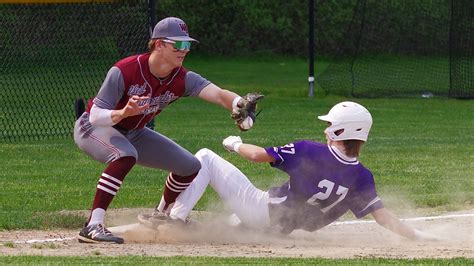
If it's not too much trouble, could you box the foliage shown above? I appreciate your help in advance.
[0,1,453,57]
[156,0,451,56]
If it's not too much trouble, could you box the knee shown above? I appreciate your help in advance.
[195,148,217,160]
[121,150,138,162]
[195,148,222,169]
[173,154,201,177]
[189,156,202,173]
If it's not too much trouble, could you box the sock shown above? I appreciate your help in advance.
[88,208,106,226]
[157,172,198,213]
[86,156,136,226]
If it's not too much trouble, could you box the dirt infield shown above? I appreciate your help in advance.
[1,208,472,258]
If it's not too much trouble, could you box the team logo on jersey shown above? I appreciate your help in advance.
[128,83,147,96]
[143,91,179,115]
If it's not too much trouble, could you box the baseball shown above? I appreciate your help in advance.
[239,116,253,130]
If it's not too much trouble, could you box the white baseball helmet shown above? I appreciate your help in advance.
[317,101,373,141]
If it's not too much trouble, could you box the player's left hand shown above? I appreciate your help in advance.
[231,92,264,131]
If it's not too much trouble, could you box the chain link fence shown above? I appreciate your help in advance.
[0,2,149,142]
[1,1,472,142]
[317,0,473,98]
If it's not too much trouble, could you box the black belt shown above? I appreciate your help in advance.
[113,124,131,134]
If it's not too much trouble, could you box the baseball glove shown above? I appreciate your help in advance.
[231,92,264,131]
[74,98,85,120]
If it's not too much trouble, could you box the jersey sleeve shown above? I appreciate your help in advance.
[264,141,302,170]
[93,66,125,109]
[349,170,384,218]
[184,71,211,97]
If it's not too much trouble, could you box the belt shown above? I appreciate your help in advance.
[113,124,131,134]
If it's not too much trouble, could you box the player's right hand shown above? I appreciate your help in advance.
[122,95,150,118]
[223,136,243,152]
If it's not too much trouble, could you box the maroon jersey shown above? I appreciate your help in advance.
[87,52,209,130]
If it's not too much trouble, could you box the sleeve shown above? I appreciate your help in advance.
[349,170,384,218]
[89,104,115,126]
[93,66,125,109]
[264,141,301,170]
[184,71,211,97]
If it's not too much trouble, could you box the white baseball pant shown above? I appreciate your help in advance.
[170,148,271,229]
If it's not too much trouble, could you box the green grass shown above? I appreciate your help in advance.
[0,56,473,263]
[317,54,459,98]
[185,54,328,97]
[0,256,472,265]
[1,54,461,141]
[353,55,450,96]
[0,96,472,230]
[1,54,323,141]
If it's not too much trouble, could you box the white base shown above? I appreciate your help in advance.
[108,223,144,234]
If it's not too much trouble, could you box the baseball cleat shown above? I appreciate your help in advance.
[137,210,169,229]
[78,223,124,244]
[138,210,200,230]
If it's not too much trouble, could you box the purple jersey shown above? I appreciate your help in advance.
[265,140,383,232]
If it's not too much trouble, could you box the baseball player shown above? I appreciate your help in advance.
[74,17,263,244]
[156,101,438,240]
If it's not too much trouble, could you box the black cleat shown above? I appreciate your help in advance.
[78,223,124,244]
[138,210,200,230]
[137,210,171,229]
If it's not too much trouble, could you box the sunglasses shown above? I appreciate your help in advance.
[162,39,191,51]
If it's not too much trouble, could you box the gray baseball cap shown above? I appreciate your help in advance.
[152,17,198,42]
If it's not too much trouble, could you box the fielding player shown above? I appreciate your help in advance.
[159,101,438,240]
[74,17,262,244]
